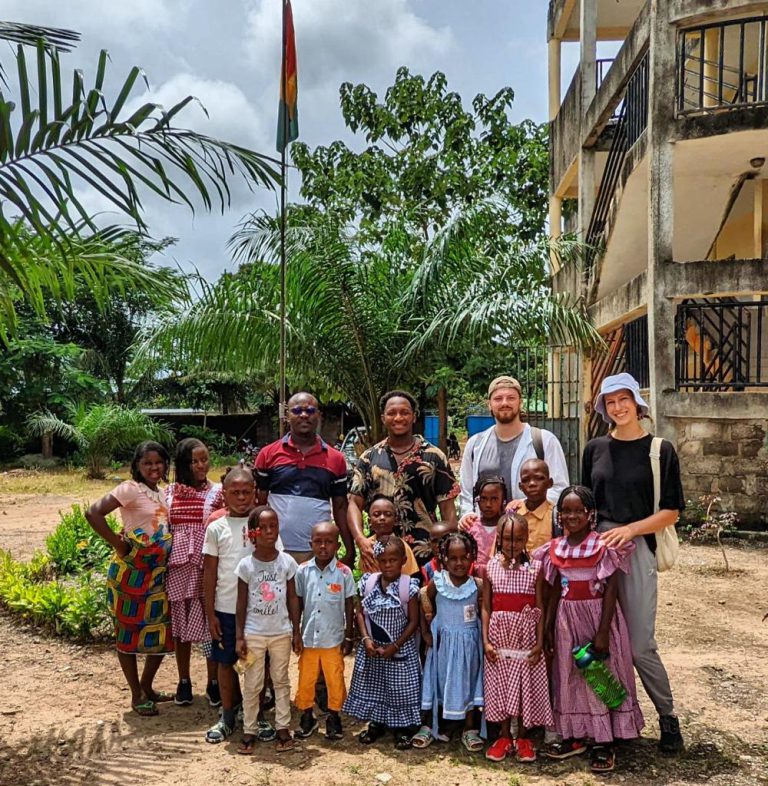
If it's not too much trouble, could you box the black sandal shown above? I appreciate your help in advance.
[359,722,386,745]
[394,731,412,750]
[590,745,615,773]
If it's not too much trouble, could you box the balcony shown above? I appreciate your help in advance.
[677,15,768,116]
[675,298,768,390]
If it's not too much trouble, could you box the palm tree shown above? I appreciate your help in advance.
[27,402,173,478]
[134,207,599,441]
[135,212,420,439]
[0,22,278,336]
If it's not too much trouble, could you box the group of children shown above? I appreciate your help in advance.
[89,441,642,772]
[197,457,643,773]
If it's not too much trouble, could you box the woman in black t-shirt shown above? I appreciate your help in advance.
[582,373,685,754]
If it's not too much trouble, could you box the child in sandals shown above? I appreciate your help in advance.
[235,506,301,754]
[414,530,484,752]
[343,537,422,749]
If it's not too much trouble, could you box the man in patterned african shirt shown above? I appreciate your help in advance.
[348,390,459,570]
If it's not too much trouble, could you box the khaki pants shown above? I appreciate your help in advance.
[243,633,292,732]
[597,521,675,716]
[294,647,346,712]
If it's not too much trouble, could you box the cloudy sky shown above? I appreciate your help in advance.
[6,1,583,279]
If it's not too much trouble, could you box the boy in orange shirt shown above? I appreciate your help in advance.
[507,458,555,551]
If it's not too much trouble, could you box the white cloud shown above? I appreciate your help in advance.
[244,0,453,89]
[127,73,270,150]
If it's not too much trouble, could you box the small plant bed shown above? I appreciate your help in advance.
[0,503,118,640]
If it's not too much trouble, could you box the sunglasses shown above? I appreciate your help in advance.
[289,405,318,416]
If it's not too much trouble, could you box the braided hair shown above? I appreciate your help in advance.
[438,530,478,567]
[472,473,509,506]
[495,512,530,565]
[555,485,597,531]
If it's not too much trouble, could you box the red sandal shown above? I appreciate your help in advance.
[485,736,514,762]
[516,737,537,762]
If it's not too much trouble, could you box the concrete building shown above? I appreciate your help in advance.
[548,0,768,522]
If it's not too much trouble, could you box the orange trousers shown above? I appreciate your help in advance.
[294,646,346,712]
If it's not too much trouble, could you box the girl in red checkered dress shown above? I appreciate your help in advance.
[166,438,224,706]
[482,513,553,764]
[534,485,643,774]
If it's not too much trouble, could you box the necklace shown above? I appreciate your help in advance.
[389,439,416,456]
[138,482,164,505]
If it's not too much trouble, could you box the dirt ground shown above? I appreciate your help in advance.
[1,489,768,786]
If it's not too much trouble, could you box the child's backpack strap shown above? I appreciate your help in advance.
[363,572,381,598]
[397,574,411,609]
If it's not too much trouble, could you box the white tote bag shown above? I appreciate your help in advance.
[650,436,679,572]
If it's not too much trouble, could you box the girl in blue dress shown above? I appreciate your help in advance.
[413,531,484,752]
[343,537,422,749]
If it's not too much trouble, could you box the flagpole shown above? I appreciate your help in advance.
[279,0,288,436]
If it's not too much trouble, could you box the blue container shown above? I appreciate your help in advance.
[423,415,439,443]
[466,415,494,437]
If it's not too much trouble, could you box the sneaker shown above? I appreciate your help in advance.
[295,709,318,739]
[659,715,684,754]
[205,680,221,708]
[516,737,537,763]
[325,712,343,740]
[174,679,193,706]
[205,719,233,744]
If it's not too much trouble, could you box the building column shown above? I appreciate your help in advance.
[578,0,597,262]
[753,178,768,259]
[548,38,562,122]
[646,0,677,441]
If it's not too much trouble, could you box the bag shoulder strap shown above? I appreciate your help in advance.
[649,437,663,513]
[531,427,544,461]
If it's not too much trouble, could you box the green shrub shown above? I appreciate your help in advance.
[46,504,119,575]
[0,550,110,640]
[179,425,237,456]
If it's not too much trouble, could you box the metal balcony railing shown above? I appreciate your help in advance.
[584,52,649,279]
[675,298,768,390]
[677,15,768,115]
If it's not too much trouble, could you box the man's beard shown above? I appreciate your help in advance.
[493,409,519,424]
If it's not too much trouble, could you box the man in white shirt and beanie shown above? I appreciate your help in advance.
[458,375,570,526]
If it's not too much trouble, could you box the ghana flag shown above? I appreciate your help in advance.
[277,0,299,153]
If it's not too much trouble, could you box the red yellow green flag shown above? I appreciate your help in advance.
[277,0,299,153]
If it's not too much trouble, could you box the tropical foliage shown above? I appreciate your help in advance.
[0,22,277,336]
[0,504,117,640]
[135,206,597,441]
[27,403,172,478]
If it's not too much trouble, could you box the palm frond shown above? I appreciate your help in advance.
[26,410,82,445]
[0,42,279,252]
[0,219,189,340]
[0,22,80,52]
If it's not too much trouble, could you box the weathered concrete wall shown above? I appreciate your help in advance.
[674,417,768,523]
[670,1,768,27]
[552,69,581,194]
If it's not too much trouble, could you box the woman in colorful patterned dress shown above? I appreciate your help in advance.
[166,438,224,706]
[534,485,644,773]
[86,441,174,717]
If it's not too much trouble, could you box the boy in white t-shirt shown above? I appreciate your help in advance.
[235,506,301,754]
[202,468,258,743]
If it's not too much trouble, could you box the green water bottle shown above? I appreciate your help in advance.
[572,643,627,710]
